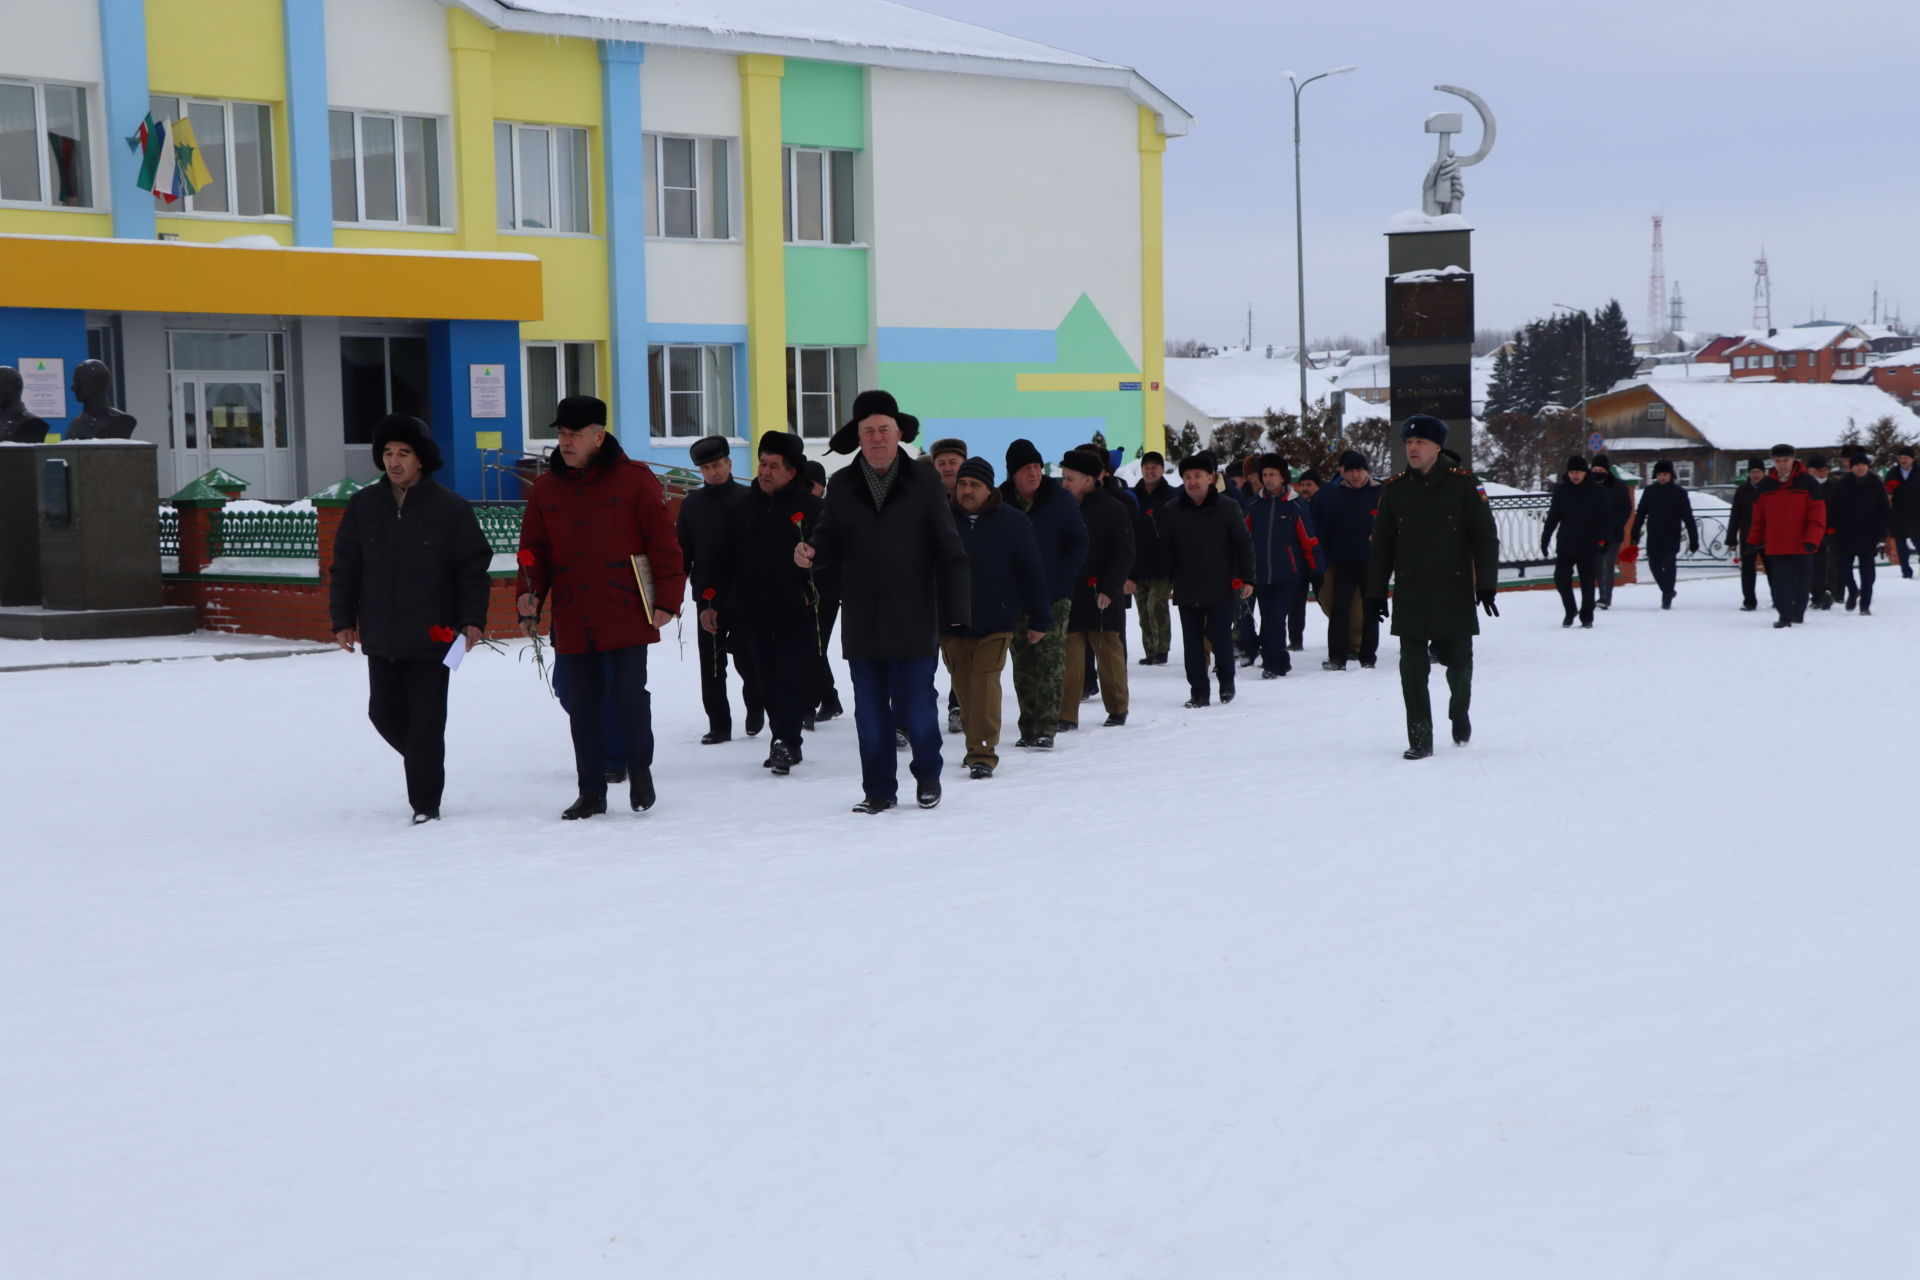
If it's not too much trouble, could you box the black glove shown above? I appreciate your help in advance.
[1540,536,1551,558]
[1478,589,1500,617]
[1368,597,1389,622]
[1688,541,1699,554]
[1804,542,1818,553]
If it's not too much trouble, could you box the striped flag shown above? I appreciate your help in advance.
[171,116,214,196]
[125,113,210,202]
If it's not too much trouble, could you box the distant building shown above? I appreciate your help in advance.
[1870,348,1920,407]
[1724,325,1873,384]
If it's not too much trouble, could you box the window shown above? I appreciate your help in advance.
[86,320,124,406]
[785,346,859,439]
[340,335,430,445]
[329,109,443,226]
[643,134,731,239]
[647,344,735,438]
[0,79,93,208]
[524,341,597,441]
[1761,354,1776,368]
[495,122,589,233]
[148,95,274,216]
[1646,403,1666,420]
[782,145,854,244]
[1732,356,1746,370]
[1784,353,1797,368]
[1674,461,1695,486]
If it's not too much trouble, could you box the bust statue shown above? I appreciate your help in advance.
[63,359,137,440]
[0,367,51,444]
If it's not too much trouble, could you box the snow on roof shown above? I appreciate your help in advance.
[465,0,1192,131]
[1871,348,1920,368]
[1164,351,1340,421]
[1340,390,1388,422]
[1730,327,1855,354]
[1642,382,1920,451]
[1640,363,1731,385]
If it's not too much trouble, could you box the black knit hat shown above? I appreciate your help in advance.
[957,456,995,488]
[1900,445,1917,459]
[928,436,969,460]
[1400,414,1448,445]
[1337,449,1369,472]
[1566,455,1589,473]
[828,389,920,455]
[1807,452,1830,469]
[1141,450,1165,466]
[757,431,805,469]
[1746,458,1766,472]
[1061,448,1104,478]
[1653,458,1675,476]
[1770,442,1795,458]
[689,436,729,466]
[802,459,827,488]
[371,413,441,474]
[1591,452,1612,470]
[1006,438,1044,474]
[1298,468,1324,486]
[1178,450,1218,475]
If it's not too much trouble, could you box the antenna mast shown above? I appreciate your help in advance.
[1647,215,1668,341]
[1751,250,1772,331]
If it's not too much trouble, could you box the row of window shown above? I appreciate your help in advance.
[1734,349,1865,371]
[1,77,859,243]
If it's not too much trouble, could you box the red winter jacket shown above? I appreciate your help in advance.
[516,434,687,654]
[1748,462,1828,557]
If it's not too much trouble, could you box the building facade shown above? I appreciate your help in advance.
[0,0,1188,499]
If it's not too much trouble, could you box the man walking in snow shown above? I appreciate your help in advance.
[1056,448,1134,729]
[1366,415,1500,759]
[1158,450,1254,708]
[329,414,493,824]
[1728,459,1767,611]
[678,436,762,744]
[1244,454,1321,678]
[1885,446,1918,579]
[1541,455,1611,628]
[1589,453,1633,611]
[1316,450,1382,670]
[1001,437,1087,750]
[1628,459,1699,609]
[1829,452,1891,615]
[1747,443,1827,629]
[1131,450,1179,665]
[1805,453,1837,610]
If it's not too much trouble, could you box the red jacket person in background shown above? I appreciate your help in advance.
[1747,442,1828,629]
[517,395,686,818]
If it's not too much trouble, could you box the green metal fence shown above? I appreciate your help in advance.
[159,503,528,564]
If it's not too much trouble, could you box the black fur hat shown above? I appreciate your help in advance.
[371,414,441,474]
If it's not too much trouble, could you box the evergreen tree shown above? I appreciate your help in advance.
[1484,348,1516,418]
[1165,421,1203,462]
[1589,300,1639,392]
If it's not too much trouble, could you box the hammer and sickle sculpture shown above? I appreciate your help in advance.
[1421,85,1496,217]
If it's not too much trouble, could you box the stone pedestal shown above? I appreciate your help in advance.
[1385,219,1475,469]
[38,440,165,610]
[0,445,39,606]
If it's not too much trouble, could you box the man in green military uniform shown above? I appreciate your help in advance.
[1365,414,1501,759]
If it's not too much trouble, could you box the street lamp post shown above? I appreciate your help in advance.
[1552,302,1590,439]
[1287,65,1357,425]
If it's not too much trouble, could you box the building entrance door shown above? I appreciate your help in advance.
[166,330,295,499]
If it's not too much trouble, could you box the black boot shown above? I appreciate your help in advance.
[851,796,894,815]
[916,777,942,809]
[700,730,730,745]
[1452,714,1471,745]
[630,769,655,812]
[769,741,796,776]
[745,708,764,737]
[561,795,606,820]
[816,692,843,721]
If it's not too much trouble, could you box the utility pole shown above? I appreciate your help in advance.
[1286,64,1357,417]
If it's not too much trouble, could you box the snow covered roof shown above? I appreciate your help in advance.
[1871,348,1920,369]
[455,0,1192,132]
[1639,383,1920,451]
[1643,363,1731,384]
[1729,327,1857,354]
[1164,351,1340,421]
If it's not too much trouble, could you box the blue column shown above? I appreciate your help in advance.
[598,41,649,442]
[282,0,332,246]
[99,0,155,240]
[427,320,523,500]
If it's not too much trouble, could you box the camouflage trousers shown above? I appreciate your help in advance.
[1011,598,1072,739]
[1136,577,1172,658]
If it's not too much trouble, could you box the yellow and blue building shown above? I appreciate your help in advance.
[0,0,1189,499]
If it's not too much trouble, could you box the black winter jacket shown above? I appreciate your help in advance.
[810,453,970,660]
[1827,471,1892,556]
[1593,469,1632,544]
[1160,486,1254,608]
[1729,479,1762,547]
[677,477,751,591]
[1067,487,1136,632]
[1542,475,1614,558]
[329,477,493,661]
[1629,481,1699,552]
[1315,479,1383,564]
[1131,477,1179,578]
[708,478,825,625]
[1001,475,1088,605]
[945,492,1051,638]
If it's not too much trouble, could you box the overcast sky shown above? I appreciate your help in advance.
[913,0,1920,348]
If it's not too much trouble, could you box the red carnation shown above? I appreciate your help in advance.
[702,587,716,601]
[790,511,805,525]
[429,625,456,643]
[516,548,536,567]
[1230,578,1245,590]
[1087,576,1099,587]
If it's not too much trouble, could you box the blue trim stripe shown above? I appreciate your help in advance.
[99,0,155,240]
[876,326,1057,364]
[282,0,331,247]
[598,41,649,440]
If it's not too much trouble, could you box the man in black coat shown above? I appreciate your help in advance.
[1589,453,1633,610]
[942,457,1049,779]
[1728,459,1767,610]
[1057,448,1135,729]
[1628,458,1700,609]
[328,414,492,823]
[704,432,824,776]
[1131,451,1179,665]
[797,391,970,813]
[1542,455,1611,628]
[1830,452,1892,614]
[800,459,843,725]
[1316,450,1383,669]
[1888,446,1920,579]
[1158,451,1254,707]
[1001,438,1088,749]
[677,436,762,744]
[1805,453,1837,609]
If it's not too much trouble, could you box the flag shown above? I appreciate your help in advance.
[129,113,166,193]
[171,116,214,195]
[152,121,180,203]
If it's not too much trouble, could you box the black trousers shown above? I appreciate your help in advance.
[1740,545,1762,608]
[1766,553,1811,623]
[366,655,451,815]
[1595,540,1622,606]
[1399,635,1472,749]
[1286,577,1310,647]
[698,609,761,736]
[1554,551,1599,622]
[1647,544,1680,600]
[1897,535,1915,576]
[1324,562,1378,664]
[1251,582,1294,673]
[1178,602,1238,701]
[810,597,841,711]
[558,644,654,798]
[747,613,816,750]
[1843,553,1878,606]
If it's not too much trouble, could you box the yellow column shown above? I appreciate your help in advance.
[448,10,498,253]
[1138,105,1168,457]
[739,54,787,445]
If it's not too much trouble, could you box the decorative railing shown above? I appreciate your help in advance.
[158,507,179,557]
[212,508,319,559]
[474,503,527,555]
[1487,493,1737,576]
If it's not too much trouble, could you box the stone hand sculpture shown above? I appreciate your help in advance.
[63,359,137,440]
[0,367,51,444]
[1420,85,1496,217]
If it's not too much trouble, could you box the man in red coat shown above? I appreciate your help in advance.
[1748,442,1828,630]
[516,396,686,817]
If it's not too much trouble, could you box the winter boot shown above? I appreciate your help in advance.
[745,708,764,737]
[1103,712,1127,727]
[1323,659,1348,671]
[816,692,844,721]
[1452,714,1471,745]
[947,707,962,734]
[894,727,908,750]
[916,777,942,809]
[769,741,796,776]
[969,763,994,780]
[700,730,731,745]
[561,795,607,820]
[851,796,894,815]
[630,769,655,812]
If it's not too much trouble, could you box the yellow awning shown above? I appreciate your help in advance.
[0,235,543,322]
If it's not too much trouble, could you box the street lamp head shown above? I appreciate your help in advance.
[1330,65,1358,75]
[1283,69,1297,82]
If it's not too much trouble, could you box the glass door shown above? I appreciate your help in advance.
[171,375,288,498]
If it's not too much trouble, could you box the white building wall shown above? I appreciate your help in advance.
[639,48,740,137]
[0,3,102,86]
[324,0,453,117]
[867,68,1142,358]
[645,242,747,325]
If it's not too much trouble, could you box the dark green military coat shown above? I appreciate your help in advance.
[1365,449,1501,639]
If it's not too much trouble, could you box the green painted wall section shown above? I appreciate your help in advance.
[784,246,869,345]
[878,295,1146,451]
[780,60,865,148]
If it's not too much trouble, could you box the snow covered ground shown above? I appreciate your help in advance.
[7,572,1919,1278]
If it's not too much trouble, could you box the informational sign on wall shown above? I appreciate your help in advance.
[469,364,506,419]
[19,358,65,416]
